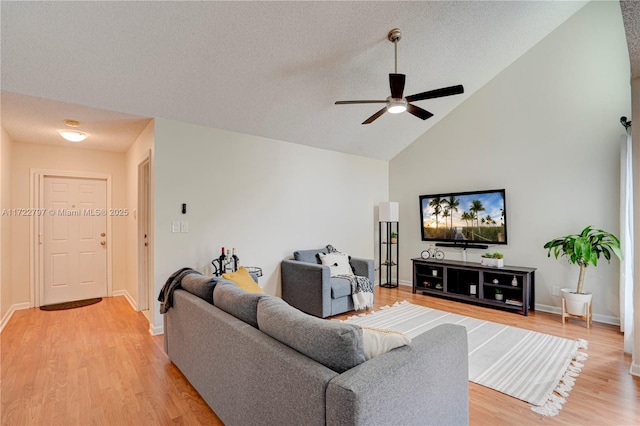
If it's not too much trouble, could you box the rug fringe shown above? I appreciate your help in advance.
[344,300,410,321]
[531,394,565,416]
[530,339,588,417]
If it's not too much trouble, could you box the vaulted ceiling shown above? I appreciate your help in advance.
[2,1,635,160]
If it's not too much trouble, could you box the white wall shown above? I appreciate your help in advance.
[124,120,155,309]
[10,143,128,305]
[631,76,640,375]
[1,128,14,319]
[152,118,388,330]
[390,1,631,322]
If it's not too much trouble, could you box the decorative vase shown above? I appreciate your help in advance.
[512,276,518,286]
[561,288,592,315]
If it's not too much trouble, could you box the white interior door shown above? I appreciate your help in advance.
[43,176,108,305]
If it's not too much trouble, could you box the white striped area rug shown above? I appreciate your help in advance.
[344,301,588,417]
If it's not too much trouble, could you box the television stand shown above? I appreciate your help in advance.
[412,258,536,315]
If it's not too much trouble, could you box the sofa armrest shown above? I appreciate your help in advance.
[326,324,469,426]
[350,257,374,282]
[281,259,332,318]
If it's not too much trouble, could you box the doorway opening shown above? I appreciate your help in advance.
[137,155,151,322]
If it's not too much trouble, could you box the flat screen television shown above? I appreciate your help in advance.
[419,188,507,246]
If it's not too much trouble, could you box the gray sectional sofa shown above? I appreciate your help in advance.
[163,277,469,426]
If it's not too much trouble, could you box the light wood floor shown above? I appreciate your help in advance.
[1,286,638,425]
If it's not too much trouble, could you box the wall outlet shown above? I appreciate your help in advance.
[172,221,180,233]
[552,286,560,296]
[181,221,189,233]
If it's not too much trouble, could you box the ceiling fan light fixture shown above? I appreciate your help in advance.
[387,98,407,114]
[58,130,88,142]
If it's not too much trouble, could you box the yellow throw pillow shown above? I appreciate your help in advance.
[222,266,264,293]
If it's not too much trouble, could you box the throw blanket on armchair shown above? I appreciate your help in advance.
[327,245,374,310]
[336,274,374,310]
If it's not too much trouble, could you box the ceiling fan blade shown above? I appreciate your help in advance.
[362,106,388,124]
[389,73,406,99]
[335,100,387,105]
[405,85,464,102]
[406,103,434,120]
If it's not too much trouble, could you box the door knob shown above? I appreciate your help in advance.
[101,241,106,246]
[101,232,106,237]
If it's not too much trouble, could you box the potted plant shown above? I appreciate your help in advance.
[481,252,504,268]
[390,232,398,244]
[543,226,623,315]
[494,288,504,301]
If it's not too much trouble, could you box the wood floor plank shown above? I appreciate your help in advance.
[1,287,638,425]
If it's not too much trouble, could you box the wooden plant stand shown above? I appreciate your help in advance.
[561,297,592,328]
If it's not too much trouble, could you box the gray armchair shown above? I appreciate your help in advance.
[281,247,374,318]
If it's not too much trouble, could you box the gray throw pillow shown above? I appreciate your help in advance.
[213,280,268,328]
[257,297,365,373]
[180,272,219,304]
[293,248,326,264]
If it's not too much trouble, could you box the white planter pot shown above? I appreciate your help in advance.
[561,288,592,315]
[495,293,504,301]
[481,258,504,268]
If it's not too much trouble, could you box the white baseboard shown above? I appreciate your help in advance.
[112,289,137,311]
[111,290,162,335]
[150,323,164,336]
[0,302,31,333]
[630,362,640,377]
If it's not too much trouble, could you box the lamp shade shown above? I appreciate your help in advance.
[379,202,399,222]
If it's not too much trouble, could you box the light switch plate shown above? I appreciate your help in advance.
[181,221,189,233]
[172,221,180,233]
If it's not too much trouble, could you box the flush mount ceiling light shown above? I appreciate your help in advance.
[58,119,87,142]
[58,130,88,142]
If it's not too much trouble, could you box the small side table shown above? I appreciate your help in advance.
[561,297,592,328]
[244,266,263,278]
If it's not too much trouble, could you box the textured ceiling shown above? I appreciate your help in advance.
[621,1,640,79]
[0,1,608,159]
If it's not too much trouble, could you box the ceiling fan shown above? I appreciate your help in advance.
[335,28,464,125]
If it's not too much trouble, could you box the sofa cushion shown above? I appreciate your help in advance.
[180,272,220,304]
[293,248,326,264]
[257,297,365,373]
[213,281,268,328]
[361,326,412,360]
[330,277,352,299]
[318,252,353,277]
[222,266,264,293]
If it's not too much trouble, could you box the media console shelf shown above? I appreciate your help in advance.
[412,258,536,315]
